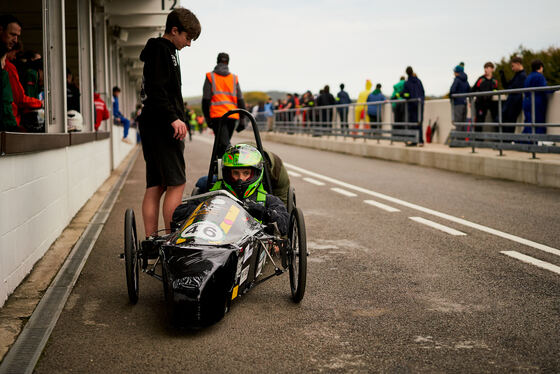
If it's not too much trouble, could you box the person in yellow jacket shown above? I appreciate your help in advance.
[355,79,372,130]
[202,52,246,157]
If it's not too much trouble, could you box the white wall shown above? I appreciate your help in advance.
[0,125,137,307]
[112,125,138,168]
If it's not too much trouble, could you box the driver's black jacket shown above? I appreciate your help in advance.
[172,192,289,235]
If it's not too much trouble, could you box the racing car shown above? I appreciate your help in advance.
[123,109,307,327]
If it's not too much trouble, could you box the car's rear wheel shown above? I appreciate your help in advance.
[124,208,139,304]
[288,208,307,302]
[287,185,296,214]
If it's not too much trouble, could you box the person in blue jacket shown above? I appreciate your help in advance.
[499,56,526,132]
[367,83,385,128]
[336,83,351,130]
[402,66,425,146]
[449,64,470,130]
[112,86,131,143]
[522,59,549,134]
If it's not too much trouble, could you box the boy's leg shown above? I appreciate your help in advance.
[162,184,186,233]
[122,117,130,139]
[142,185,164,237]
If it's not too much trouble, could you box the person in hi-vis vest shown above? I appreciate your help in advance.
[202,52,246,158]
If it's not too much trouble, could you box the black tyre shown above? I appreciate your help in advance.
[287,185,296,214]
[288,207,307,302]
[124,208,139,304]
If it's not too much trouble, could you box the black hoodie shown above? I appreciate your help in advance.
[139,37,185,136]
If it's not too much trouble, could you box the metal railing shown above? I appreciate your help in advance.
[450,85,560,158]
[253,98,422,144]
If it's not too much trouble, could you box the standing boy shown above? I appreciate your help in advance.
[138,7,201,237]
[471,62,498,129]
[499,56,526,132]
[449,64,470,127]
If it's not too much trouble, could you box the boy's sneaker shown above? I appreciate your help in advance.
[141,239,159,259]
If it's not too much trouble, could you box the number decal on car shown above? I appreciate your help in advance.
[180,222,225,242]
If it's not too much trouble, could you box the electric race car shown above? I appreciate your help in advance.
[122,110,307,328]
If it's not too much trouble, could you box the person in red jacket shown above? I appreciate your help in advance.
[5,44,42,130]
[94,92,109,131]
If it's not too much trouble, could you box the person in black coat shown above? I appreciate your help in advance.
[317,85,336,128]
[402,66,425,145]
[499,56,527,132]
[471,62,499,130]
[138,7,201,237]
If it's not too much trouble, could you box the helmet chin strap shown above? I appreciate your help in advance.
[232,179,246,197]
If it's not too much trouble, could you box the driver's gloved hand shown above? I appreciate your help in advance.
[244,200,266,221]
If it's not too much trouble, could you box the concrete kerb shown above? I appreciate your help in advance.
[241,132,560,189]
[0,146,139,363]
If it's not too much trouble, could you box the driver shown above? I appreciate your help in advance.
[173,144,289,234]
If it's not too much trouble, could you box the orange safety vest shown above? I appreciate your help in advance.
[207,72,240,119]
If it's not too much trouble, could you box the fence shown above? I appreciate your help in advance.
[450,85,560,158]
[255,99,422,144]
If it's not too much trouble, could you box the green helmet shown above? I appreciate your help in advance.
[222,144,264,199]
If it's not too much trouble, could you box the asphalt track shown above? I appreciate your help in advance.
[34,133,560,373]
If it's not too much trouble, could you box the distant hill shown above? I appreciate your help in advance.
[265,91,289,101]
[183,95,202,105]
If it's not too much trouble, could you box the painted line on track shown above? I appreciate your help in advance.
[364,200,400,212]
[331,187,357,197]
[303,177,325,186]
[501,251,560,275]
[284,162,560,258]
[410,217,466,236]
[288,171,302,177]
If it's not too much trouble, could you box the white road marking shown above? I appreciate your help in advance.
[284,162,560,257]
[409,217,467,236]
[501,251,560,275]
[331,188,357,197]
[288,171,302,177]
[364,200,400,212]
[303,177,324,186]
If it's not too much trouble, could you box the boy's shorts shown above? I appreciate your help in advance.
[141,135,186,188]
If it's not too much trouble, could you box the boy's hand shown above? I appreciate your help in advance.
[244,200,266,221]
[171,119,187,140]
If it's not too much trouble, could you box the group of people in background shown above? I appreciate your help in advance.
[0,14,43,132]
[0,13,134,140]
[246,58,551,146]
[251,66,426,146]
[1,11,554,144]
[450,57,550,134]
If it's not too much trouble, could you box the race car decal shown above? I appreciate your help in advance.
[231,285,239,300]
[179,221,225,242]
[243,247,253,263]
[235,255,243,279]
[240,266,250,285]
[176,203,205,244]
[219,204,240,234]
[255,250,266,278]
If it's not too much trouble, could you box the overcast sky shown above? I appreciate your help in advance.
[178,0,559,100]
